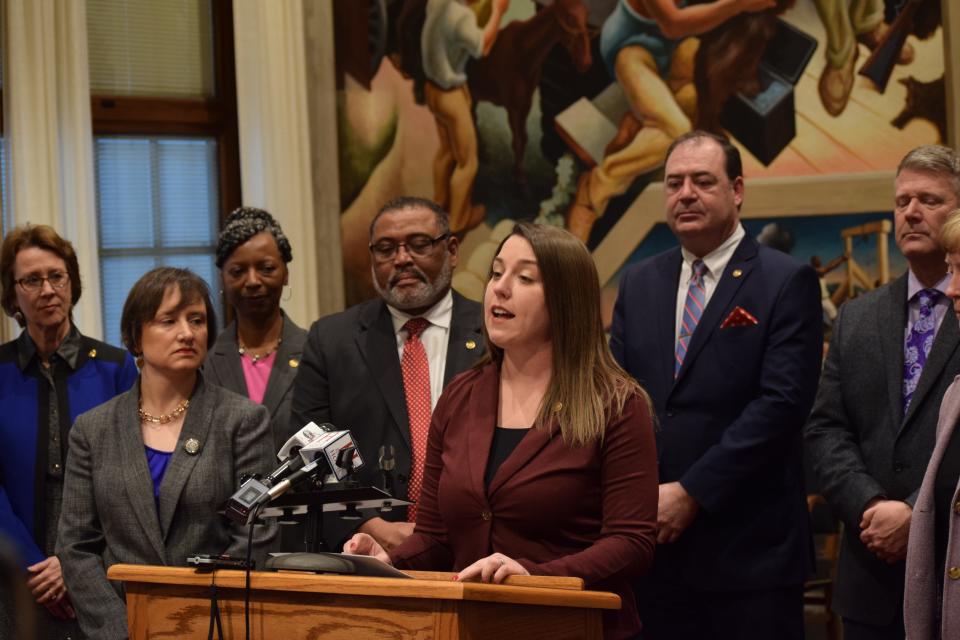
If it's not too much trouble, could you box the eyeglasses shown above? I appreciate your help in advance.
[369,233,449,261]
[15,271,69,292]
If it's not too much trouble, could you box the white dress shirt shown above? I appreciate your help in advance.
[387,289,454,409]
[674,224,746,343]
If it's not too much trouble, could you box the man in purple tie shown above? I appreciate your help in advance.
[610,130,823,639]
[805,145,960,640]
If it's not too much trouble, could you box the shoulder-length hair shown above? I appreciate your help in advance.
[0,224,82,326]
[478,223,647,446]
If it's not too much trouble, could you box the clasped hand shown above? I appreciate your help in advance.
[860,499,911,564]
[26,555,76,620]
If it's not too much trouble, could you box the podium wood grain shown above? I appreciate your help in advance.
[107,565,619,639]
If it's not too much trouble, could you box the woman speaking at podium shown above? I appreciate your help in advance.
[57,267,277,639]
[346,223,658,638]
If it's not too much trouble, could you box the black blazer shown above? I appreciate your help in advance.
[805,273,960,625]
[610,236,823,590]
[204,310,308,452]
[290,291,483,549]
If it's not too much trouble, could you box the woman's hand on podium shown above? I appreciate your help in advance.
[343,532,391,565]
[456,553,529,584]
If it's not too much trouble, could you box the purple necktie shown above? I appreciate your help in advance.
[676,260,708,377]
[903,288,941,414]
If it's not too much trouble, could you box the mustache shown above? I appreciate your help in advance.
[389,267,427,287]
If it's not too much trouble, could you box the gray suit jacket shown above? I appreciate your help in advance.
[805,273,960,624]
[57,376,278,640]
[904,374,960,640]
[291,291,483,550]
[204,310,308,452]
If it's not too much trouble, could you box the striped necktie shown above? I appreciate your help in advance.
[676,260,708,377]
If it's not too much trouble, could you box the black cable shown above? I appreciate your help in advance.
[207,573,224,640]
[245,503,261,640]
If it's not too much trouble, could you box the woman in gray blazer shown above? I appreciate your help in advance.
[205,207,307,453]
[905,209,960,639]
[57,267,277,640]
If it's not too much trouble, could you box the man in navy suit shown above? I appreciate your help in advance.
[610,130,823,639]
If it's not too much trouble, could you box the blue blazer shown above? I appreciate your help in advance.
[0,331,137,568]
[610,235,823,589]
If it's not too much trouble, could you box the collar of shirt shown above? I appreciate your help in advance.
[16,324,82,372]
[906,269,950,302]
[679,223,746,284]
[386,288,454,336]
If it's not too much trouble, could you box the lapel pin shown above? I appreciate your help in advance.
[289,358,299,368]
[465,340,477,350]
[732,269,743,278]
[88,348,97,358]
[184,438,201,455]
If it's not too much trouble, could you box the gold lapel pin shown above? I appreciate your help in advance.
[289,358,299,368]
[465,340,477,350]
[88,348,97,358]
[184,438,200,455]
[732,269,743,278]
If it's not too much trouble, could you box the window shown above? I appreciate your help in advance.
[88,0,240,347]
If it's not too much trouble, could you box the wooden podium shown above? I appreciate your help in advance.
[107,564,620,639]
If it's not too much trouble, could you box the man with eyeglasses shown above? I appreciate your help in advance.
[291,196,483,553]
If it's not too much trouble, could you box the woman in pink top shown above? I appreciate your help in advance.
[203,208,307,454]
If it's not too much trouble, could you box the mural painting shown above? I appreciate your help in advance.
[331,0,946,325]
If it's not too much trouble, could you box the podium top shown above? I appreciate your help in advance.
[107,564,620,611]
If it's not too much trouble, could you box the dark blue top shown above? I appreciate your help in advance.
[0,329,138,568]
[144,446,174,509]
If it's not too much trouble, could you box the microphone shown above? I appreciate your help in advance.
[224,424,365,524]
[299,429,364,482]
[264,422,332,485]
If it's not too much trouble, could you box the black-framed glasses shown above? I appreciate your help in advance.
[369,233,449,261]
[15,271,69,292]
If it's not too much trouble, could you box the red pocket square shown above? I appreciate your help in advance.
[720,306,758,329]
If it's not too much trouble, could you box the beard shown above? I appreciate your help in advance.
[372,258,454,311]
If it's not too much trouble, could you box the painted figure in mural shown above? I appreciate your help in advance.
[421,0,510,235]
[565,0,776,244]
[610,131,822,639]
[290,197,483,554]
[805,145,960,639]
[813,0,914,116]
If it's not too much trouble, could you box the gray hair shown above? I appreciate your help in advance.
[216,207,293,268]
[368,196,450,240]
[897,145,960,199]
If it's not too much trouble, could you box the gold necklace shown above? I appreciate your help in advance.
[139,399,190,424]
[238,336,282,363]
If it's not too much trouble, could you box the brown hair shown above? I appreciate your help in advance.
[0,224,82,327]
[478,223,647,446]
[120,267,217,355]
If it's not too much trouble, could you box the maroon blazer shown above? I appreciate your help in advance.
[390,364,659,639]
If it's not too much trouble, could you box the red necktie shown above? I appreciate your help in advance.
[401,317,431,522]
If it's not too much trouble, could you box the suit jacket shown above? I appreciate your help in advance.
[904,374,960,640]
[290,291,483,550]
[203,310,308,452]
[805,273,960,625]
[390,364,658,640]
[610,236,823,590]
[57,376,278,640]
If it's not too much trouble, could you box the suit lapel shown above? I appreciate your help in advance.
[879,276,909,428]
[157,378,211,539]
[210,323,248,397]
[117,386,166,561]
[925,378,960,474]
[444,292,483,385]
[656,251,682,388]
[358,301,411,450]
[903,296,960,429]
[675,237,757,384]
[261,313,302,415]
[466,366,499,497]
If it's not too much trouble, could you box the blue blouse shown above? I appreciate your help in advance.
[144,446,174,508]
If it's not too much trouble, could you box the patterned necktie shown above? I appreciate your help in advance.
[401,317,432,522]
[676,260,708,377]
[903,288,941,414]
